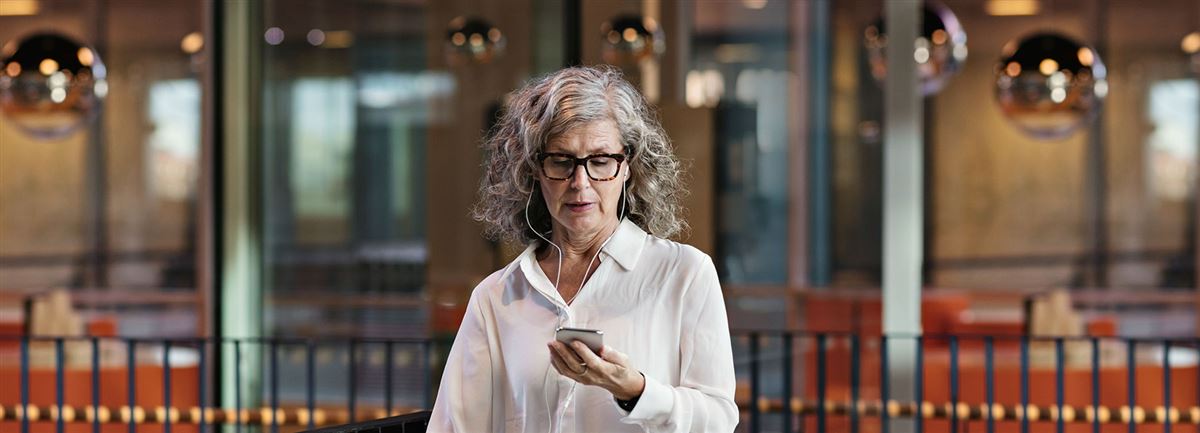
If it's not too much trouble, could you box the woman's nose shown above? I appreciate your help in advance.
[568,165,590,189]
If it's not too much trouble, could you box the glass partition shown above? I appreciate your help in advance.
[829,0,1197,293]
[0,0,205,337]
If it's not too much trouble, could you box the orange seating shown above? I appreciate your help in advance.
[0,363,199,433]
[801,292,972,337]
[791,291,1182,433]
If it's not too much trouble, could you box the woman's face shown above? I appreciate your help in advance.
[538,120,628,241]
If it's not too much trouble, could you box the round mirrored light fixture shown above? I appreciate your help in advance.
[994,32,1107,140]
[600,14,664,64]
[0,32,107,140]
[863,2,968,96]
[445,16,505,65]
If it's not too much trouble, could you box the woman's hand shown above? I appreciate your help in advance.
[547,341,646,401]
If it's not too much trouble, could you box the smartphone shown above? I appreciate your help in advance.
[555,326,604,353]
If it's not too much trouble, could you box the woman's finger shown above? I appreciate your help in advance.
[600,346,629,368]
[548,346,572,376]
[570,341,604,365]
[552,351,592,384]
[550,343,588,376]
[552,341,585,366]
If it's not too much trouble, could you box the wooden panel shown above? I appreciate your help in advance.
[659,105,714,254]
[424,0,533,304]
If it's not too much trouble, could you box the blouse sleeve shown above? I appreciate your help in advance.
[619,255,739,432]
[428,290,495,433]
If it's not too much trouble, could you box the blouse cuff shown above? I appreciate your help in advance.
[618,373,674,424]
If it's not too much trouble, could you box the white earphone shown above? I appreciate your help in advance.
[527,163,630,433]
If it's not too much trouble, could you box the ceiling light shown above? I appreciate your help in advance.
[985,0,1040,16]
[0,0,39,16]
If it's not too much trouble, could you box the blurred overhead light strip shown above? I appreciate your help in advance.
[0,0,39,16]
[741,0,767,10]
[322,30,354,49]
[714,44,761,64]
[985,0,1040,16]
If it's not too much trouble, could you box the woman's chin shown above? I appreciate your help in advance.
[556,213,615,235]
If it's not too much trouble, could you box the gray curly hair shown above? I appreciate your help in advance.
[473,65,687,245]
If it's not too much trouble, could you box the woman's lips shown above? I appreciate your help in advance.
[566,202,594,213]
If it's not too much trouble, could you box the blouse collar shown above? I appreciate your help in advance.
[517,218,649,301]
[601,218,647,271]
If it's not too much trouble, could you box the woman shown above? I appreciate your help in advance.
[429,66,737,433]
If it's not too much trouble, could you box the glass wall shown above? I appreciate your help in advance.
[2,2,1193,333]
[259,0,434,340]
[255,0,433,409]
[2,0,1197,427]
[0,0,205,337]
[691,1,793,285]
[829,0,1198,295]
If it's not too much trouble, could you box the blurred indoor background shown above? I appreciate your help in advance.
[1,0,1197,432]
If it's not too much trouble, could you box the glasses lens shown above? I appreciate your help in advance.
[586,156,619,179]
[542,155,574,179]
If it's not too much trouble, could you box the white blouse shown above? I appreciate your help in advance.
[429,219,738,433]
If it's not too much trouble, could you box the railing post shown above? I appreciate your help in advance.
[850,334,860,433]
[950,335,959,433]
[164,340,172,433]
[1055,338,1063,433]
[881,335,889,433]
[20,337,29,433]
[783,333,793,433]
[817,333,827,433]
[307,340,316,431]
[56,338,65,433]
[1164,339,1172,433]
[1127,339,1136,433]
[1092,337,1100,433]
[234,340,242,433]
[985,336,994,433]
[915,336,924,433]
[270,339,279,433]
[1020,336,1029,433]
[749,333,760,433]
[93,337,101,433]
[349,339,358,423]
[198,340,206,433]
[385,340,394,416]
[128,339,136,433]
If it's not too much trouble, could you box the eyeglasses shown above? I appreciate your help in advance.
[537,152,627,181]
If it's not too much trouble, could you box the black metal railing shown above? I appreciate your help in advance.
[734,331,1198,433]
[2,332,1195,433]
[0,335,434,433]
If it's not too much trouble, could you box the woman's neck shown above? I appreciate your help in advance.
[541,219,620,262]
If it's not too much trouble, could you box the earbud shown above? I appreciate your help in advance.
[528,175,622,433]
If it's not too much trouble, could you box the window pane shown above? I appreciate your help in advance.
[0,0,204,337]
[829,0,1197,291]
[260,0,432,342]
[692,1,791,284]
